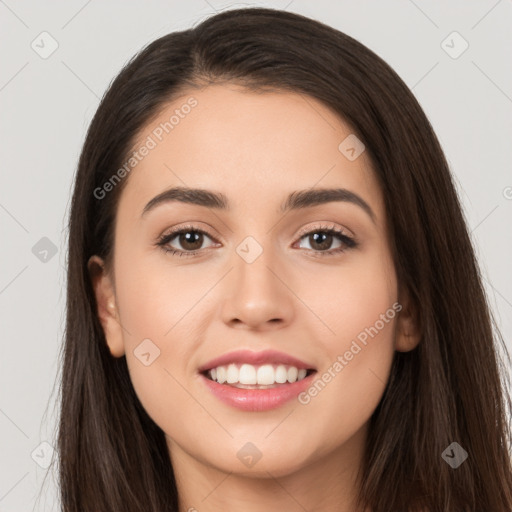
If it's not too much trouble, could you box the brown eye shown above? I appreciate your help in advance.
[295,226,357,257]
[157,224,357,258]
[306,232,335,251]
[175,230,204,251]
[157,226,216,256]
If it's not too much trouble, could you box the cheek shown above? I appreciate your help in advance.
[113,251,213,425]
[297,247,397,428]
[114,245,210,342]
[299,305,397,451]
[302,241,397,347]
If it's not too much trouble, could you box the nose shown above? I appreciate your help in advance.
[220,242,295,331]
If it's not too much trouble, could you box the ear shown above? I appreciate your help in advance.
[395,286,421,353]
[87,255,125,357]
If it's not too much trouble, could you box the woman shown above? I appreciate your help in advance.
[57,7,512,511]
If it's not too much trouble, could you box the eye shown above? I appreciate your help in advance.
[156,223,358,258]
[156,225,218,257]
[294,223,357,257]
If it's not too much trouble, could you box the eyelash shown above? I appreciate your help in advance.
[155,223,358,258]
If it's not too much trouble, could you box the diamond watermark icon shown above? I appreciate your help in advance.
[338,134,365,161]
[237,442,262,468]
[441,441,468,468]
[31,31,59,59]
[31,441,55,469]
[134,338,161,366]
[236,236,263,264]
[32,237,58,263]
[441,31,469,60]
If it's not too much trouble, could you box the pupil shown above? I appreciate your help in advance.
[311,232,332,251]
[180,231,202,250]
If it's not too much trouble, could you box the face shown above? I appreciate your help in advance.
[90,84,419,482]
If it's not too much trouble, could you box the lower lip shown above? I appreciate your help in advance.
[199,371,317,412]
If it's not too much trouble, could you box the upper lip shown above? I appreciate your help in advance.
[198,349,316,373]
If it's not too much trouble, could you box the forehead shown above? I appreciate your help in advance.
[118,84,384,223]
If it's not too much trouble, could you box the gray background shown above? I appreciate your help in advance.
[1,1,511,510]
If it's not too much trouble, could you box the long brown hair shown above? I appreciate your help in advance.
[54,7,512,511]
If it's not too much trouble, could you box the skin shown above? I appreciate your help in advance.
[89,84,420,512]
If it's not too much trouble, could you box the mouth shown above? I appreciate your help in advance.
[200,364,317,389]
[197,349,318,411]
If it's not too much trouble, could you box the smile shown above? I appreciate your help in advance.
[203,363,314,387]
[198,348,318,411]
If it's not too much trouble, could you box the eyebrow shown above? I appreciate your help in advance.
[141,186,376,223]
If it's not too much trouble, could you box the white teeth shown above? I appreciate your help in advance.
[257,364,275,385]
[287,366,298,382]
[275,365,288,383]
[239,364,257,385]
[207,363,311,385]
[226,364,238,384]
[216,366,226,384]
